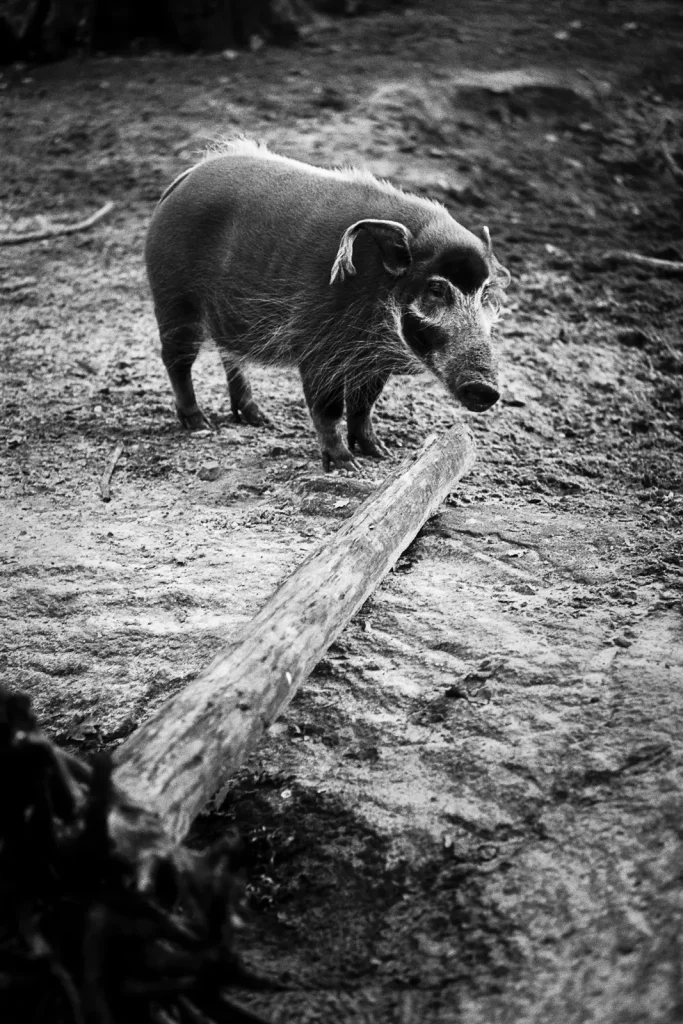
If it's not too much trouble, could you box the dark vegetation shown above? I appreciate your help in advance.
[0,0,403,63]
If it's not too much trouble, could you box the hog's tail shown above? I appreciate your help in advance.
[157,166,196,205]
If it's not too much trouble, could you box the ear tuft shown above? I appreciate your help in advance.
[479,225,511,291]
[330,219,413,286]
[492,257,511,290]
[330,235,357,285]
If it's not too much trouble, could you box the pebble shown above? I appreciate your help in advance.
[198,462,221,481]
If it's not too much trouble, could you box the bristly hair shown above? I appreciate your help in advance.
[186,273,423,403]
[188,136,448,212]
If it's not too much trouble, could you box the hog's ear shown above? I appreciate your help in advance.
[330,219,413,285]
[480,225,511,290]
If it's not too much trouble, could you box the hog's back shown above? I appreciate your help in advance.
[145,153,437,308]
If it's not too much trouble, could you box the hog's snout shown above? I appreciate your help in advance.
[456,381,500,412]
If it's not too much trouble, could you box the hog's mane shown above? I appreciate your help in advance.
[161,136,446,214]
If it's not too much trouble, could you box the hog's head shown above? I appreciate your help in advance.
[330,215,510,412]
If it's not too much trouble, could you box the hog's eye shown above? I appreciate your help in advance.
[425,278,452,303]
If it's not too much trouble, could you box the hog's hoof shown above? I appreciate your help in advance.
[177,405,214,431]
[321,444,362,474]
[348,432,390,460]
[232,400,272,427]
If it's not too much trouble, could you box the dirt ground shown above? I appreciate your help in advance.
[2,0,683,1020]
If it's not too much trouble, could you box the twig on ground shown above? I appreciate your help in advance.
[661,140,683,183]
[100,443,124,503]
[0,277,37,292]
[0,202,115,246]
[599,250,683,275]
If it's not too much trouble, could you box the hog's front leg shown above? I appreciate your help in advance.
[346,373,390,459]
[300,366,360,472]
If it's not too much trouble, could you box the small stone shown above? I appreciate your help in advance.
[445,181,486,207]
[465,671,490,683]
[198,462,221,481]
[315,86,348,111]
[356,744,379,762]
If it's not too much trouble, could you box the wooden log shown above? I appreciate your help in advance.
[112,423,476,848]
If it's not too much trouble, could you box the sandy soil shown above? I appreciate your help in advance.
[1,1,683,1020]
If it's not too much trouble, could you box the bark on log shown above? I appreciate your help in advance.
[112,423,476,848]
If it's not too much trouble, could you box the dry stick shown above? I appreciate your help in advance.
[0,276,37,291]
[0,201,114,246]
[99,443,124,502]
[600,250,683,275]
[661,140,683,183]
[112,423,476,850]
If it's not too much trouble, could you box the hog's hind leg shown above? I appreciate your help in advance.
[346,373,390,459]
[158,298,212,431]
[218,351,272,427]
[300,363,360,473]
